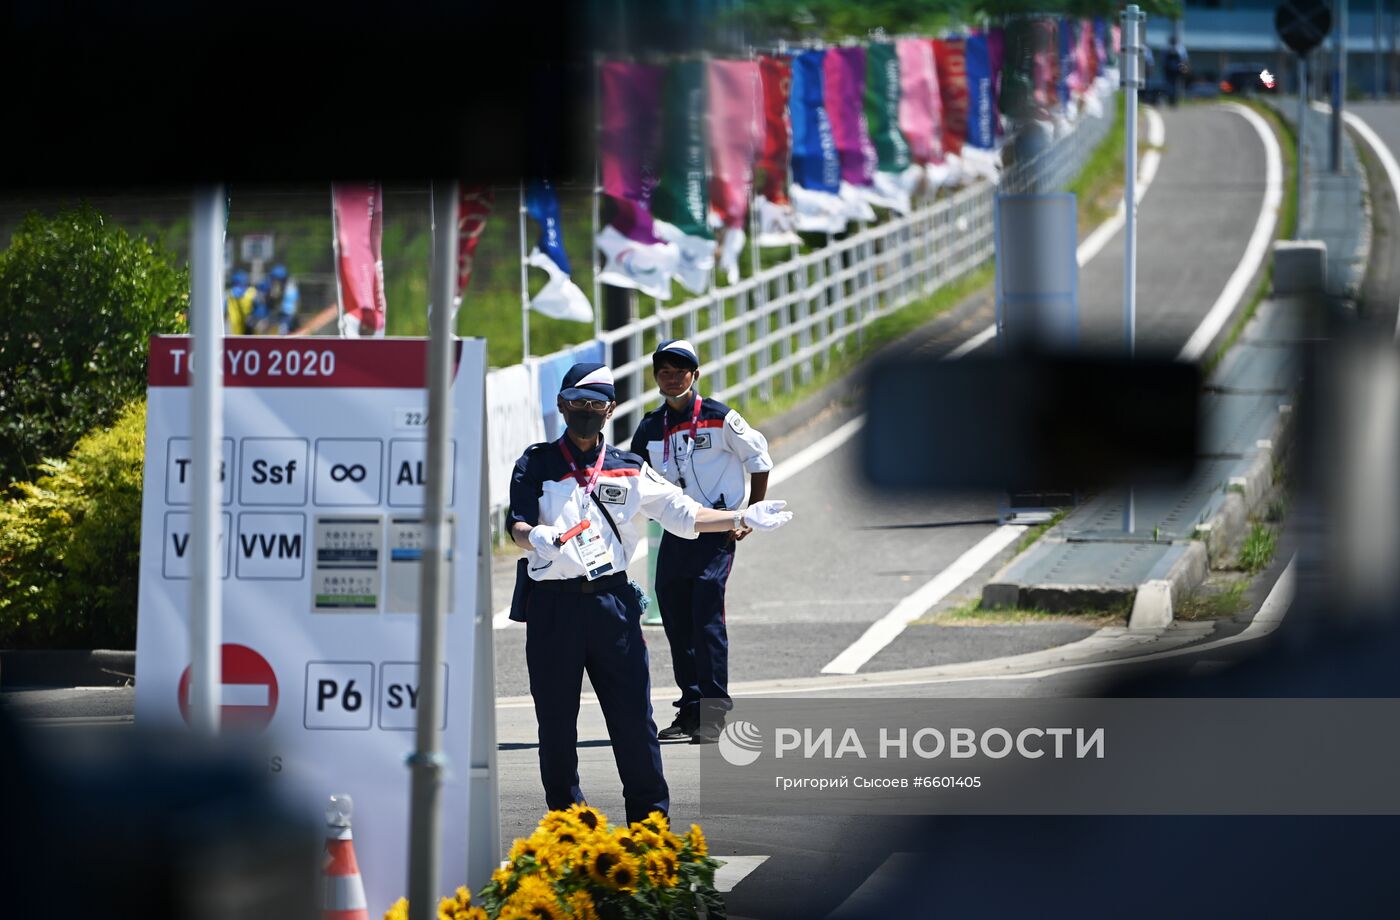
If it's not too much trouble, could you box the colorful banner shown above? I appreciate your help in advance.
[654,60,711,241]
[525,179,592,323]
[825,46,876,187]
[599,61,665,244]
[987,28,1005,139]
[1035,20,1060,113]
[790,49,847,233]
[654,60,714,294]
[756,54,793,205]
[1057,19,1074,109]
[456,185,492,300]
[707,59,761,230]
[933,39,970,158]
[896,38,942,165]
[965,34,996,151]
[331,181,387,337]
[597,60,675,299]
[756,54,801,248]
[1094,18,1109,73]
[1071,18,1096,96]
[865,43,910,173]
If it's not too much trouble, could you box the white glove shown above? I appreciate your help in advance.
[528,525,562,561]
[742,499,793,532]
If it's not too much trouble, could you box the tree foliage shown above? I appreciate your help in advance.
[0,206,187,485]
[0,400,147,649]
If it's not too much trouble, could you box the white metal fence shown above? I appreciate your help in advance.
[594,96,1115,443]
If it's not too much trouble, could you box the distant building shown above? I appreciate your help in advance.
[1146,0,1398,95]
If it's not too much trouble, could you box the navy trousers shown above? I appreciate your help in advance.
[655,531,736,722]
[525,583,669,825]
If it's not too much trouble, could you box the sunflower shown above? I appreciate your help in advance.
[384,898,410,920]
[644,849,680,888]
[686,823,709,858]
[564,803,609,833]
[639,811,670,834]
[566,890,600,920]
[605,853,642,892]
[502,875,566,920]
[627,822,664,851]
[614,829,641,855]
[508,836,541,865]
[491,865,514,889]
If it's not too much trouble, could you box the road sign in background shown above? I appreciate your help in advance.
[134,336,487,917]
[1275,0,1332,56]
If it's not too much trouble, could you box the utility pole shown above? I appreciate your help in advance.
[1123,4,1144,534]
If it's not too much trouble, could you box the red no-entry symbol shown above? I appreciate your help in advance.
[178,643,280,731]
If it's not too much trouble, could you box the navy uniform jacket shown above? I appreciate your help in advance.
[629,396,773,510]
[509,438,701,582]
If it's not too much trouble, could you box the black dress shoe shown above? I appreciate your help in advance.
[658,716,698,742]
[690,721,723,744]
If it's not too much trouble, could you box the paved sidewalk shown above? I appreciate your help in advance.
[981,101,1368,617]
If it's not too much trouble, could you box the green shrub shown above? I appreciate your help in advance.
[0,206,187,485]
[0,401,146,649]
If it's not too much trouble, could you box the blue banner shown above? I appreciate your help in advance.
[965,34,995,150]
[1057,19,1074,110]
[536,340,607,440]
[790,50,841,194]
[526,178,572,276]
[1093,18,1108,75]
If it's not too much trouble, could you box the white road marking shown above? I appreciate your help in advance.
[820,524,1027,674]
[1176,103,1283,362]
[1339,109,1400,342]
[714,855,770,892]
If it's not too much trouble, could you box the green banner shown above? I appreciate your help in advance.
[653,59,712,240]
[865,43,910,173]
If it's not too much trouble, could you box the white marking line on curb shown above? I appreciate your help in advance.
[714,855,770,892]
[820,524,1027,674]
[1177,103,1283,363]
[957,107,1167,358]
[1340,110,1400,342]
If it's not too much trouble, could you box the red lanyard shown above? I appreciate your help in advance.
[661,393,702,470]
[558,436,606,496]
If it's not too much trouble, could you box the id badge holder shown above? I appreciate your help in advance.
[575,524,615,580]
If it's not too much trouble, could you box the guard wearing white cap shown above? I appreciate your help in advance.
[628,339,774,744]
[509,361,792,822]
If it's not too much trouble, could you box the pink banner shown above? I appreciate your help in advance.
[1073,18,1097,95]
[1035,21,1059,113]
[896,38,943,165]
[331,182,387,337]
[600,61,664,244]
[707,59,762,229]
[933,39,969,158]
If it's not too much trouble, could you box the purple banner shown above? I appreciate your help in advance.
[599,61,664,244]
[825,46,875,187]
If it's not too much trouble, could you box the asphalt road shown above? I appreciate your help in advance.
[1349,103,1400,333]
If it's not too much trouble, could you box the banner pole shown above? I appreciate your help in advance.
[519,182,530,361]
[407,180,460,920]
[189,184,225,735]
[592,53,604,341]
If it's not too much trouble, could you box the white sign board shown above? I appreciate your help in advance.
[240,233,275,263]
[134,335,487,916]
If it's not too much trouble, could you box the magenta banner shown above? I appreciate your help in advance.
[331,181,387,337]
[599,60,664,244]
[824,46,876,186]
[707,59,762,229]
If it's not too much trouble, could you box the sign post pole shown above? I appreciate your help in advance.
[407,181,461,920]
[1122,5,1143,534]
[189,185,225,734]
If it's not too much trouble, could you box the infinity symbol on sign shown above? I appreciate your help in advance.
[330,464,367,482]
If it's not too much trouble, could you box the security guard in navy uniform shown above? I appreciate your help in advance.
[628,340,774,745]
[509,361,792,823]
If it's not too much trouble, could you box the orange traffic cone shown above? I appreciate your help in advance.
[322,793,369,920]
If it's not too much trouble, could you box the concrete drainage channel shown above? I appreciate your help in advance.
[980,244,1325,629]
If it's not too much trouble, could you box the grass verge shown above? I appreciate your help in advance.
[1175,578,1249,621]
[913,596,1123,627]
[1239,522,1277,574]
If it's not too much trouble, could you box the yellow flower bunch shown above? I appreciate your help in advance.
[394,807,722,920]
